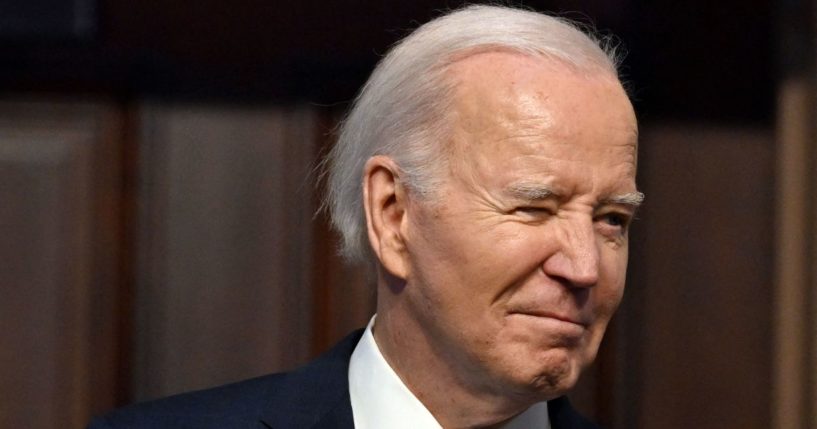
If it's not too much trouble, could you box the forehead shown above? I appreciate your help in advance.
[443,51,638,195]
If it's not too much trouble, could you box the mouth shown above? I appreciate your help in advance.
[507,311,589,329]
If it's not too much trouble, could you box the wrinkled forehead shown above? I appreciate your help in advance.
[443,51,638,161]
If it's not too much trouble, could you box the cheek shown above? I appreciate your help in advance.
[595,247,628,315]
[417,221,534,284]
[595,284,624,323]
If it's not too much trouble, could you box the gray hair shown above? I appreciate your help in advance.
[324,4,622,263]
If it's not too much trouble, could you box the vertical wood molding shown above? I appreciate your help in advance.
[808,8,817,421]
[773,0,816,425]
[773,78,816,429]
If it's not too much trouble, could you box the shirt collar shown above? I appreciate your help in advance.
[348,316,551,429]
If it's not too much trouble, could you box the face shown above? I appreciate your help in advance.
[400,52,640,400]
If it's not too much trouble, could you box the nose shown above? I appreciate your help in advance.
[542,218,600,288]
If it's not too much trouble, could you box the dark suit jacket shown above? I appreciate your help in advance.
[89,330,600,429]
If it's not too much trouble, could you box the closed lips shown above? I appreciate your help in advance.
[508,311,589,328]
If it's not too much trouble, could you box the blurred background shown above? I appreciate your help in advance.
[0,0,814,428]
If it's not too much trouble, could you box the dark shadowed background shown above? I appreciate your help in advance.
[1,1,815,428]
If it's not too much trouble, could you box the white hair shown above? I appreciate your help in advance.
[324,4,623,263]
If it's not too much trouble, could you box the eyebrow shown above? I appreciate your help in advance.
[507,183,646,208]
[603,191,646,207]
[506,183,557,201]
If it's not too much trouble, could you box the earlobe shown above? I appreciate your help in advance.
[362,156,410,279]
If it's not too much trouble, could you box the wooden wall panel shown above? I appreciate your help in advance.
[133,103,320,401]
[633,125,774,428]
[0,101,123,429]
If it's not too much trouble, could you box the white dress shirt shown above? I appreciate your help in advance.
[349,316,551,429]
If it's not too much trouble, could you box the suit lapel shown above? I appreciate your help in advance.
[259,330,362,429]
[547,396,600,429]
[309,401,355,429]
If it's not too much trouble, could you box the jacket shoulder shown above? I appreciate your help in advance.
[89,373,286,429]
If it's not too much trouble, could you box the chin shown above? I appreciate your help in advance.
[531,371,580,398]
[524,348,586,398]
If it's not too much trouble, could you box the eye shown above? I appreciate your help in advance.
[516,206,551,214]
[595,212,632,234]
[512,205,554,221]
[602,213,627,227]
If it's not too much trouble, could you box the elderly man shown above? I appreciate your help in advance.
[90,5,642,429]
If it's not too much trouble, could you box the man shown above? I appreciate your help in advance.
[90,5,642,429]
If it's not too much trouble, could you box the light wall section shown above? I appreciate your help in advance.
[0,100,124,429]
[773,77,817,429]
[771,0,817,426]
[133,103,320,400]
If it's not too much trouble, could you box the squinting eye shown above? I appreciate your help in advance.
[512,206,555,222]
[515,206,553,216]
[517,206,548,213]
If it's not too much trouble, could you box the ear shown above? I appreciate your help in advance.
[363,155,410,279]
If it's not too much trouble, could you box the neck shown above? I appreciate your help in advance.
[373,301,537,428]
